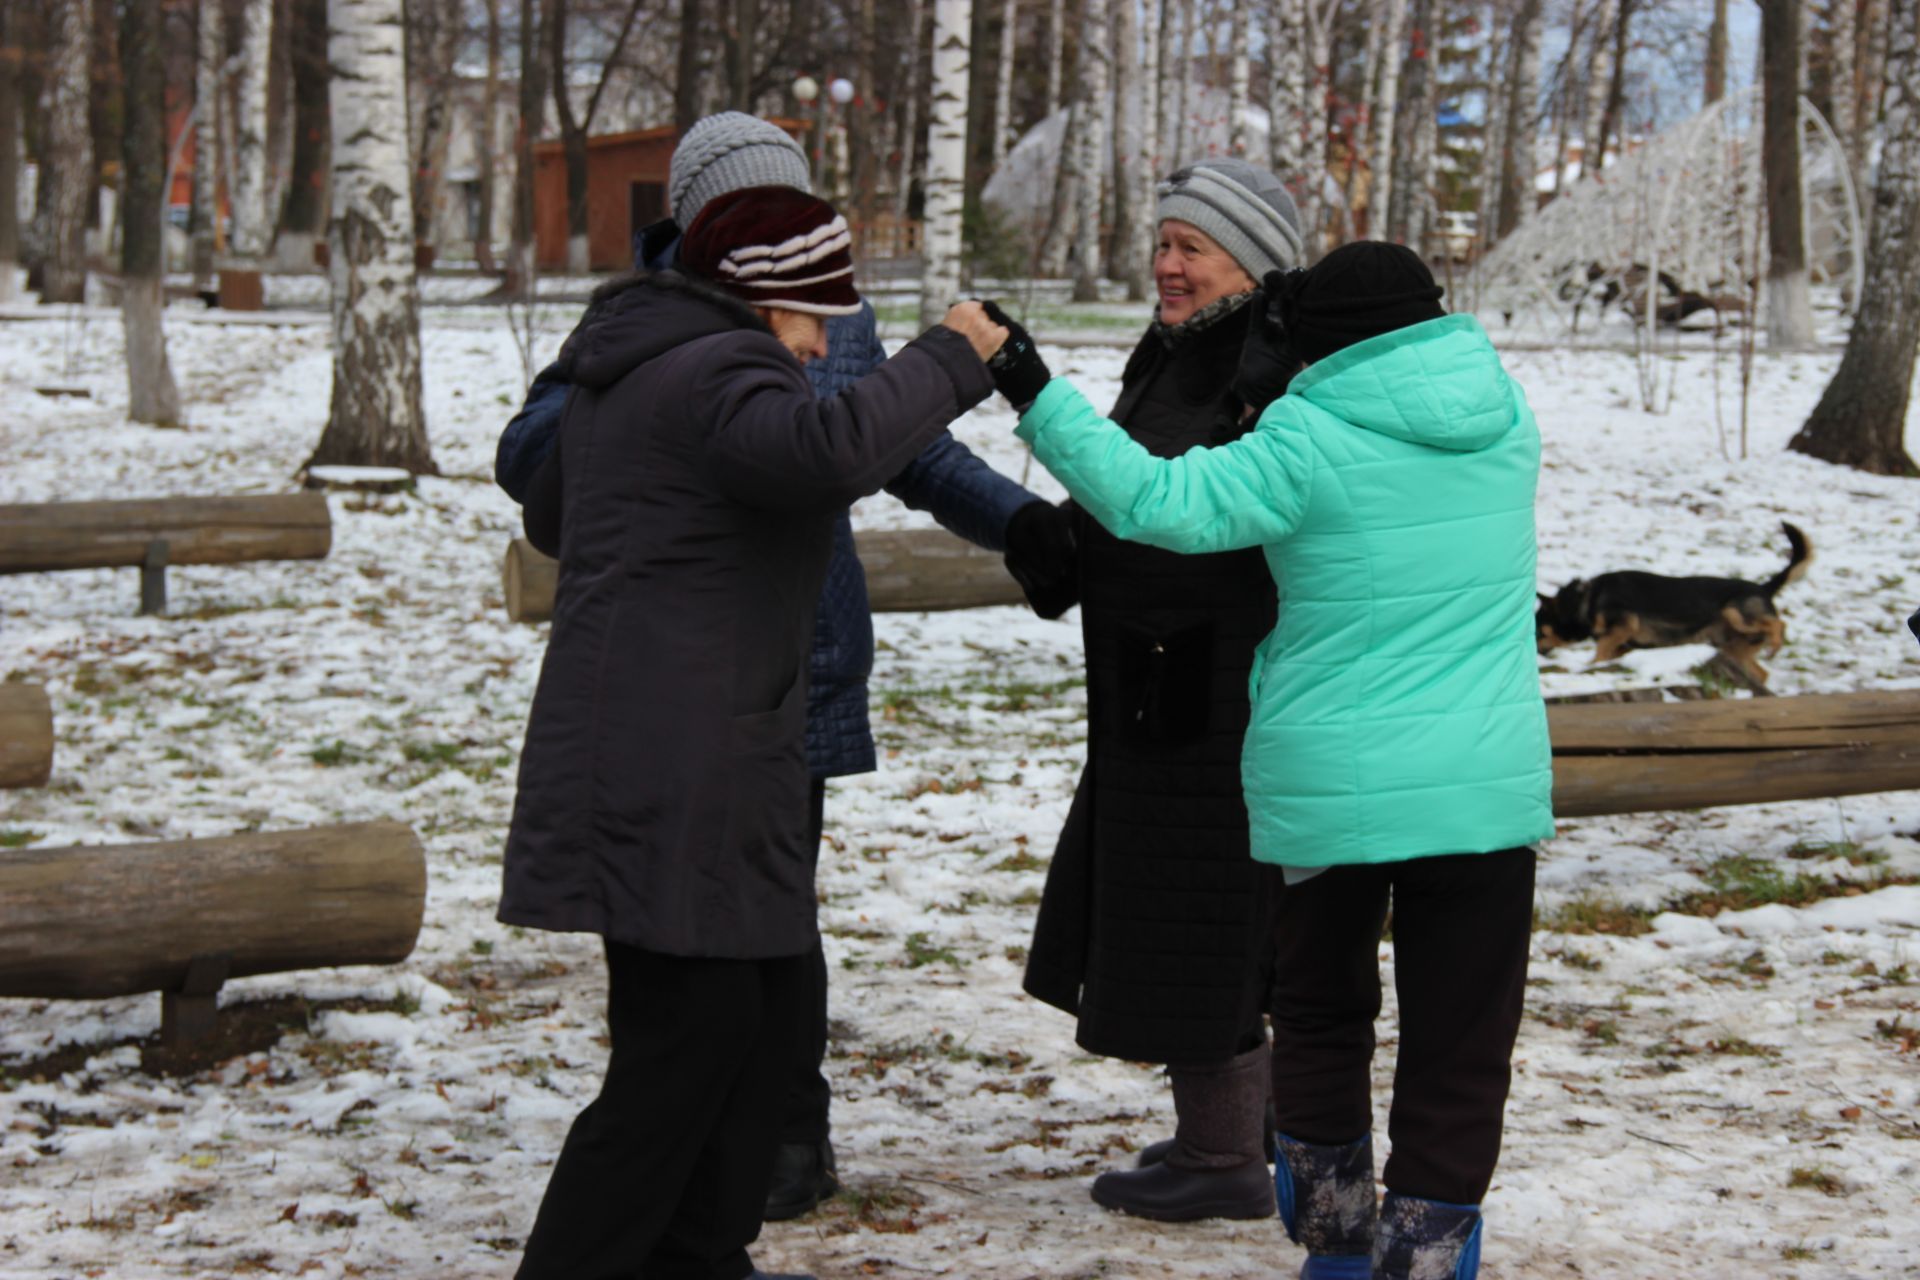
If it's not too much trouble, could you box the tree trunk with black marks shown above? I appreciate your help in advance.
[280,0,329,261]
[919,0,971,327]
[118,0,182,426]
[310,0,433,475]
[1790,0,1919,475]
[1763,0,1816,348]
[1705,0,1728,103]
[43,0,90,303]
[0,0,20,300]
[509,0,546,289]
[229,0,276,260]
[192,0,225,289]
[476,0,502,272]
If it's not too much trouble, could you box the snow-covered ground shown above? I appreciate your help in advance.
[2,298,1918,1279]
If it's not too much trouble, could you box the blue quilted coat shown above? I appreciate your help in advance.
[496,227,1035,778]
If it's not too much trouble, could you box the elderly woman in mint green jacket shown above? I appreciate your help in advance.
[981,243,1553,1280]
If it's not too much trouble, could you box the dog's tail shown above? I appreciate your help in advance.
[1760,521,1812,597]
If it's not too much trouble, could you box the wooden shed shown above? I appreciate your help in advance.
[533,119,808,272]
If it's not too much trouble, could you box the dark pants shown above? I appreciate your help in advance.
[516,941,810,1280]
[782,779,833,1145]
[1267,846,1535,1206]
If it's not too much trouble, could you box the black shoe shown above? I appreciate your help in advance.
[763,1139,839,1221]
[1090,1158,1276,1222]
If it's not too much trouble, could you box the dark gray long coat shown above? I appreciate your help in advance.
[499,272,993,958]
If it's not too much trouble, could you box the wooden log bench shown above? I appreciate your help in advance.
[502,529,1027,623]
[0,684,53,789]
[0,493,332,615]
[1550,690,1920,817]
[0,821,425,1046]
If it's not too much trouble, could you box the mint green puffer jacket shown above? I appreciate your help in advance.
[1017,314,1554,867]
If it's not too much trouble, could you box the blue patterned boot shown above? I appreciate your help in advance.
[1273,1132,1376,1280]
[1372,1193,1482,1280]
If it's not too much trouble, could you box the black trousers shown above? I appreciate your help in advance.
[516,941,810,1280]
[1267,846,1535,1206]
[779,778,832,1145]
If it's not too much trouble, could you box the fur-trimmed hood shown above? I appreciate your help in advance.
[557,269,776,392]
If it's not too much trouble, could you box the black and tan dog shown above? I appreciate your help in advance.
[1536,522,1812,690]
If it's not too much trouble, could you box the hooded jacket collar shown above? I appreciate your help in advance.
[1288,314,1515,453]
[559,270,774,392]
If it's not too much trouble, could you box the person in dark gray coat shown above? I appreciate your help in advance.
[499,185,1006,1280]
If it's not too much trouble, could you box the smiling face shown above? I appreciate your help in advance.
[759,307,830,364]
[1154,219,1257,325]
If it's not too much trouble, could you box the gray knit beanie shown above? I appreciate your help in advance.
[1155,158,1304,280]
[669,112,813,227]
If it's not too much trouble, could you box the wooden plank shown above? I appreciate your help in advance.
[0,493,332,573]
[0,683,53,788]
[503,528,1027,623]
[1552,740,1920,817]
[1550,690,1920,753]
[0,821,425,999]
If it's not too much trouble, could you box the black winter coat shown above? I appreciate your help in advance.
[499,272,992,957]
[1022,299,1279,1064]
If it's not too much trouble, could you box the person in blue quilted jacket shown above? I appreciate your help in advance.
[495,112,1076,1222]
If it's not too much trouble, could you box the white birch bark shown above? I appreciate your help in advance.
[993,0,1018,168]
[1270,0,1308,183]
[1370,0,1407,238]
[312,0,433,474]
[1046,0,1064,119]
[1073,0,1110,300]
[1497,0,1543,240]
[1127,0,1161,300]
[230,0,275,259]
[1348,0,1386,219]
[1228,2,1250,155]
[1831,0,1856,145]
[1857,0,1890,169]
[1175,0,1194,167]
[919,0,971,328]
[1111,0,1141,292]
[1155,0,1178,167]
[1477,3,1509,242]
[1580,0,1616,178]
[897,0,927,222]
[120,0,182,424]
[1300,0,1339,252]
[193,0,225,288]
[44,0,90,303]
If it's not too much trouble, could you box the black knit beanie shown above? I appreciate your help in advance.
[1275,241,1447,365]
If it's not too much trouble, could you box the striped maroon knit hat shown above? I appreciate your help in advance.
[678,186,861,317]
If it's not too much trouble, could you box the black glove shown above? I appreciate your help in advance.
[1233,269,1308,415]
[981,299,1053,408]
[1003,499,1079,620]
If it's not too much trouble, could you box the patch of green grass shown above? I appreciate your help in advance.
[469,939,494,956]
[901,932,965,969]
[402,740,464,765]
[1787,1166,1844,1195]
[0,829,45,849]
[1543,946,1603,971]
[1786,840,1884,867]
[1583,1018,1621,1045]
[1705,1036,1780,1058]
[1780,1243,1818,1260]
[309,740,365,767]
[990,848,1046,873]
[1535,895,1654,936]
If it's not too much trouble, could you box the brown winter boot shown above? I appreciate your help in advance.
[1090,1042,1277,1222]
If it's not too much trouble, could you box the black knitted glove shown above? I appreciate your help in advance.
[1003,499,1079,620]
[981,300,1053,409]
[1233,269,1308,415]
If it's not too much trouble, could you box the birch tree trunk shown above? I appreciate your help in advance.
[1228,2,1249,155]
[477,0,502,272]
[675,0,704,133]
[0,0,19,301]
[267,0,296,240]
[1348,0,1386,223]
[44,0,90,303]
[1763,0,1816,348]
[193,0,225,289]
[413,0,462,254]
[1579,0,1615,178]
[229,0,275,260]
[1270,0,1308,184]
[1829,0,1855,144]
[1371,0,1407,238]
[898,0,927,222]
[311,0,433,475]
[1111,0,1142,294]
[281,0,330,263]
[992,0,1017,168]
[1120,0,1160,300]
[919,0,971,328]
[1790,0,1919,474]
[1477,4,1509,242]
[1857,0,1889,175]
[1386,0,1433,246]
[1300,1,1338,253]
[1496,0,1542,241]
[1155,0,1177,168]
[1175,0,1194,167]
[510,0,545,287]
[1072,0,1110,300]
[1046,0,1064,119]
[1706,0,1728,103]
[119,0,181,425]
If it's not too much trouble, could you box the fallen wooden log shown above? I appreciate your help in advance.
[0,821,425,1042]
[0,684,53,789]
[504,528,1027,623]
[0,493,332,615]
[1549,690,1920,817]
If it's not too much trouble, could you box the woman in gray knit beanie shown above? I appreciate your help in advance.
[668,111,814,227]
[1015,155,1306,1227]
